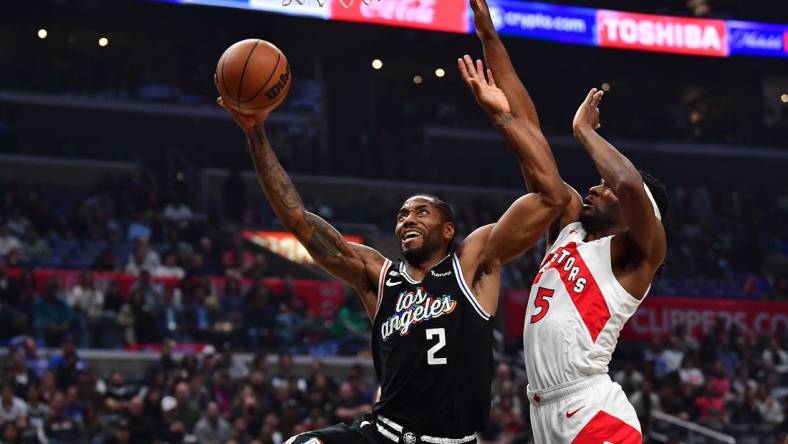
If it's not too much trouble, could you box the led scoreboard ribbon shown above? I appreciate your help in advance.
[157,0,788,58]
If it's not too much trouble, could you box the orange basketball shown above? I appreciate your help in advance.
[215,39,292,114]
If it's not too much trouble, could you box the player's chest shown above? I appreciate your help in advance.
[378,282,461,344]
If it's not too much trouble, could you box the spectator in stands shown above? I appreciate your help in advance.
[126,239,160,275]
[129,270,160,308]
[763,338,788,375]
[243,254,268,281]
[173,382,200,432]
[66,272,105,348]
[678,354,705,388]
[0,382,28,426]
[152,251,185,279]
[105,371,136,412]
[244,285,276,350]
[127,396,155,444]
[44,391,83,442]
[222,233,254,275]
[158,396,185,443]
[613,360,645,395]
[0,224,21,257]
[164,197,193,230]
[127,212,152,242]
[18,336,47,379]
[331,382,370,425]
[23,384,49,427]
[695,381,728,428]
[6,208,30,240]
[194,400,231,444]
[756,385,785,426]
[22,229,49,264]
[196,237,220,275]
[33,279,73,346]
[655,336,684,379]
[329,293,367,350]
[628,381,660,431]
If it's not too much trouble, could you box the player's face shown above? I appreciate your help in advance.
[580,179,621,231]
[395,197,450,263]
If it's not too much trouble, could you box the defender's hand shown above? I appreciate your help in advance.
[470,0,496,38]
[216,95,269,133]
[458,55,511,117]
[572,88,604,136]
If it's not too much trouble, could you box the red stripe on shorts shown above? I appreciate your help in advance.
[571,411,642,444]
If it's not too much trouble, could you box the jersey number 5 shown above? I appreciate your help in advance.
[530,287,554,324]
[426,328,447,365]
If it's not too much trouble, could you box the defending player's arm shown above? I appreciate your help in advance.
[469,0,582,244]
[572,89,667,272]
[218,99,385,318]
[457,59,568,313]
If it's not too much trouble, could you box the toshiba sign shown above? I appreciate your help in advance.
[598,10,728,57]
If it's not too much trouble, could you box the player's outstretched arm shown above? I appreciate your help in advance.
[218,98,385,318]
[572,89,667,271]
[469,0,582,245]
[458,56,568,233]
[457,59,567,310]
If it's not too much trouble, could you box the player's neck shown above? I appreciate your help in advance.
[584,225,625,242]
[403,251,449,281]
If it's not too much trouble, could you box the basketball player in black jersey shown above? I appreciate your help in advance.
[217,52,569,443]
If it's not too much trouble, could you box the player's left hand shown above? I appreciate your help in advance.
[572,87,604,136]
[470,0,496,38]
[458,55,511,117]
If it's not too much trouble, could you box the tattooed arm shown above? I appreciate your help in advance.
[219,99,386,319]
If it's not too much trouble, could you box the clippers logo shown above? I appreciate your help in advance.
[265,64,291,100]
[381,287,456,340]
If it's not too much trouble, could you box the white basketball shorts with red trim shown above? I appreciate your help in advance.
[528,374,642,444]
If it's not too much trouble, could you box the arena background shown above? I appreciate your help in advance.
[1,0,787,442]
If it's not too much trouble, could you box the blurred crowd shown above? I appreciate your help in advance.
[0,317,786,444]
[0,337,378,444]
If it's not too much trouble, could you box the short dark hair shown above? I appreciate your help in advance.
[407,194,456,225]
[639,170,670,223]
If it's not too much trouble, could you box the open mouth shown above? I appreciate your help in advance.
[401,229,423,243]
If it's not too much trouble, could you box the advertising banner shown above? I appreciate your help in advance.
[329,0,469,33]
[597,9,728,57]
[727,20,788,58]
[481,0,596,46]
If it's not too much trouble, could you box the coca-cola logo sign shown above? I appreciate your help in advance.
[330,0,469,33]
[359,0,435,24]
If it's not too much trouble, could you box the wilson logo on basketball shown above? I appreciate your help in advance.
[265,64,291,100]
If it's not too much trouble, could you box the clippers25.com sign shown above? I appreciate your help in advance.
[597,10,728,57]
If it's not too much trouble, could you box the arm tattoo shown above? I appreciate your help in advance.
[304,213,348,263]
[247,126,304,212]
[492,112,515,129]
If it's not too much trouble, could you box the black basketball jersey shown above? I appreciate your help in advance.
[371,253,494,438]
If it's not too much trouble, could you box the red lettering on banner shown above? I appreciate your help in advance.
[330,0,468,33]
[533,242,610,342]
[597,10,728,57]
[621,297,788,341]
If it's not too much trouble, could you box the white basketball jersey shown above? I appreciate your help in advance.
[523,222,647,391]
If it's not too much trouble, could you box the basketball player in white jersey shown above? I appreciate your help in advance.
[470,0,669,442]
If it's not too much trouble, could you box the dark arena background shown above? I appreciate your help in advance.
[1,0,788,443]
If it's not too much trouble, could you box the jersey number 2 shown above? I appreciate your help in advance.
[530,287,554,324]
[426,328,447,365]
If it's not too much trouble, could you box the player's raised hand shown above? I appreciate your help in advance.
[216,94,269,133]
[458,55,511,117]
[572,88,604,136]
[470,0,496,38]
